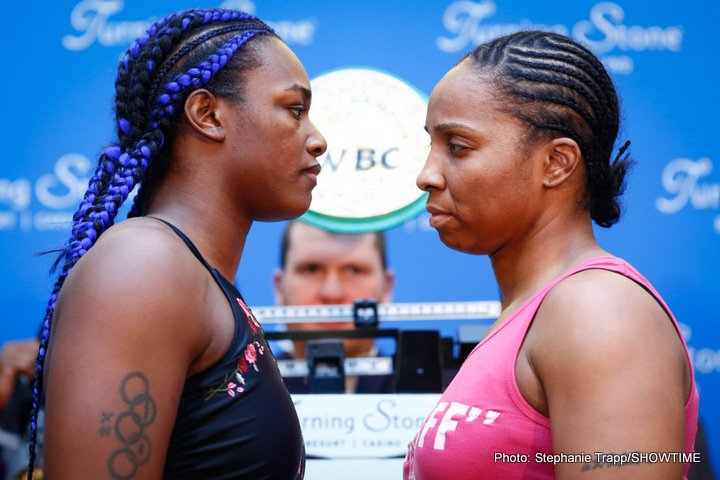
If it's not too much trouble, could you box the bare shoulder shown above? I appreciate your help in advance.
[68,218,199,289]
[534,268,681,352]
[60,218,202,311]
[522,267,688,396]
[529,267,688,378]
[52,217,211,355]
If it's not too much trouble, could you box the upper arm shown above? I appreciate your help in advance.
[43,229,206,479]
[529,270,689,480]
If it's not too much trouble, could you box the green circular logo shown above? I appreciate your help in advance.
[302,67,429,233]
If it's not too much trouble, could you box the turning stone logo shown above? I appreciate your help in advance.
[437,1,683,75]
[293,395,438,458]
[63,0,316,51]
[304,68,429,232]
[656,158,720,234]
[680,323,720,375]
[62,0,152,51]
[0,154,92,232]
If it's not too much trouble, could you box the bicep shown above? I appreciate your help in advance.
[547,363,686,479]
[43,269,197,479]
[46,367,170,479]
[533,273,688,479]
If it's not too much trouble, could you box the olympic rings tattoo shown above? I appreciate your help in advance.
[107,372,157,479]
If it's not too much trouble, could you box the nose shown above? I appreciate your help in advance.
[307,120,328,158]
[317,271,346,304]
[416,150,444,192]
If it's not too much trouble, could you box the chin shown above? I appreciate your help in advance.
[254,197,312,222]
[438,231,484,255]
[286,199,312,219]
[257,210,307,222]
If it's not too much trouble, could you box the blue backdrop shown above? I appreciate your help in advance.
[2,0,718,471]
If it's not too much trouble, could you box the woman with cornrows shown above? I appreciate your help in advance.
[405,31,698,480]
[30,8,326,479]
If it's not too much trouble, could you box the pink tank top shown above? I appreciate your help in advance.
[404,256,698,480]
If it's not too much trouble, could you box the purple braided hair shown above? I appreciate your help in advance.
[27,9,274,478]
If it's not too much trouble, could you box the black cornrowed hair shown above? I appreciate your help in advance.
[27,9,276,478]
[464,30,633,228]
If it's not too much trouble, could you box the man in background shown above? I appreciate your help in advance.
[272,220,394,393]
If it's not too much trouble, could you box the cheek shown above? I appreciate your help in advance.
[281,277,319,303]
[272,124,304,154]
[346,276,386,298]
[438,187,493,254]
[447,171,486,216]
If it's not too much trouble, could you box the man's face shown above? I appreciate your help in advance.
[273,222,394,358]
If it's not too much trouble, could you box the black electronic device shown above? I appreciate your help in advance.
[306,340,345,394]
[352,299,379,328]
[395,330,442,393]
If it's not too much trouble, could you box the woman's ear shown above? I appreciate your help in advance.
[183,89,225,142]
[543,137,582,188]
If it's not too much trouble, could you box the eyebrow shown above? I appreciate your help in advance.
[285,84,312,101]
[425,122,480,135]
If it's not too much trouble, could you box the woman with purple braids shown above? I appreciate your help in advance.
[29,8,326,479]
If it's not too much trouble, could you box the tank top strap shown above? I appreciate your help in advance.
[148,216,215,275]
[546,255,624,289]
[474,256,629,352]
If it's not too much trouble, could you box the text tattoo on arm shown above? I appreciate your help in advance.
[98,372,157,479]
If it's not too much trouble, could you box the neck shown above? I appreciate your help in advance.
[147,184,252,281]
[490,214,606,316]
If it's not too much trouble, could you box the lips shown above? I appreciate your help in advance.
[426,204,452,228]
[300,163,321,188]
[426,205,448,216]
[302,163,321,176]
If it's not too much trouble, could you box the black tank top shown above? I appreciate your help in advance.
[156,219,304,479]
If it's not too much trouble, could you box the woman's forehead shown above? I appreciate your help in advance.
[252,38,309,83]
[435,62,494,96]
[428,68,503,119]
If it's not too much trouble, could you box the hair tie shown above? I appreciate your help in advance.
[613,139,631,164]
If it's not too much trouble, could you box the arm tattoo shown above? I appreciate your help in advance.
[100,371,157,479]
[581,452,641,472]
[99,411,114,437]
